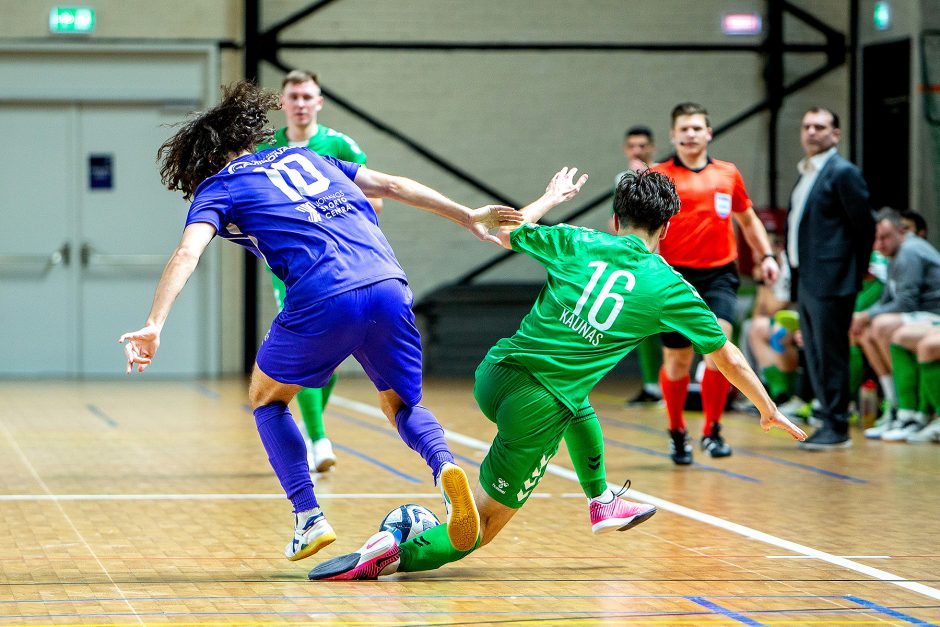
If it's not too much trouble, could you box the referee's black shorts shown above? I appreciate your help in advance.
[660,261,739,349]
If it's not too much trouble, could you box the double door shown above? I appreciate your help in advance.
[0,103,214,377]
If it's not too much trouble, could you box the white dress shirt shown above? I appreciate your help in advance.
[788,146,837,267]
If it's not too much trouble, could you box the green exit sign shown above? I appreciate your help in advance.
[49,7,96,34]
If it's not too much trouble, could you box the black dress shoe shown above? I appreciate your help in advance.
[798,426,851,450]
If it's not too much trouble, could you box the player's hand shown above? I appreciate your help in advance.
[760,255,780,285]
[118,324,161,375]
[760,409,807,441]
[849,311,871,337]
[469,204,522,230]
[467,205,523,244]
[544,166,588,204]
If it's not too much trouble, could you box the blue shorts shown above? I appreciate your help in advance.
[256,278,423,406]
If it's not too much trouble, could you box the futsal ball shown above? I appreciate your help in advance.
[379,504,441,544]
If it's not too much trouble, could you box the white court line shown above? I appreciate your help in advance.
[330,394,940,602]
[0,493,551,502]
[768,555,891,560]
[0,417,145,625]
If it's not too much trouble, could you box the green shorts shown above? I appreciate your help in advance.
[474,359,594,508]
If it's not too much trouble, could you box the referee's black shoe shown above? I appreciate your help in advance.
[668,429,693,465]
[701,422,733,458]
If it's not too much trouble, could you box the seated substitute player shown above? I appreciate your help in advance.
[308,168,806,581]
[118,81,524,562]
[884,320,940,442]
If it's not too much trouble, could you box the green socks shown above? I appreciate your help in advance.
[295,373,338,441]
[564,415,607,499]
[890,344,919,411]
[398,522,480,572]
[636,336,663,386]
[920,361,940,413]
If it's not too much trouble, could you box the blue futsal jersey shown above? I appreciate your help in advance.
[186,147,406,328]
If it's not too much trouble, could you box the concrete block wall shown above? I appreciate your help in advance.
[1,0,869,373]
[255,0,853,306]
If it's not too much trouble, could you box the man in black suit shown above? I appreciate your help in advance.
[786,107,875,449]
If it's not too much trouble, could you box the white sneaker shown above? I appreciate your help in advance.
[436,462,480,552]
[806,400,824,428]
[308,438,336,473]
[864,407,897,440]
[777,396,807,416]
[906,417,940,443]
[881,410,927,442]
[285,509,336,561]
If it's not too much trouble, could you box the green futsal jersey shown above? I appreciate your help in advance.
[484,224,727,413]
[258,125,368,164]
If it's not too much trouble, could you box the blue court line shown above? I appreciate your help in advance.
[185,382,220,399]
[328,408,397,437]
[844,595,935,625]
[451,452,481,468]
[688,597,766,626]
[603,437,761,483]
[0,593,914,604]
[0,609,726,620]
[238,405,422,484]
[4,595,933,624]
[329,409,480,468]
[330,442,422,484]
[733,449,867,484]
[599,413,868,484]
[85,404,118,428]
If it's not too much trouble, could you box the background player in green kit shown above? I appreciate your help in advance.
[255,70,380,472]
[307,168,807,580]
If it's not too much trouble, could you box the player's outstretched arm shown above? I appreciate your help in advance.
[351,166,521,245]
[706,340,807,440]
[495,167,589,249]
[117,222,216,374]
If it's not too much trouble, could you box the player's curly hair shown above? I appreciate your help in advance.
[614,169,680,233]
[158,81,280,200]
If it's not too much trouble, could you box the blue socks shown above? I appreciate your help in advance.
[253,402,318,513]
[395,404,454,478]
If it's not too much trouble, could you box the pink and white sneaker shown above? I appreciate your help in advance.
[307,531,401,581]
[589,480,657,534]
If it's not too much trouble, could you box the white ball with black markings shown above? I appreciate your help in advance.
[379,504,441,544]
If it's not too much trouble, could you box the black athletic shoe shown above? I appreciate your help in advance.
[798,426,851,450]
[700,422,733,458]
[626,388,662,407]
[669,429,693,465]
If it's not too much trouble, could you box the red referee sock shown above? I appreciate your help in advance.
[701,367,731,436]
[659,367,689,432]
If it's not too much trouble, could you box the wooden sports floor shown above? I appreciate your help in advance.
[1,376,938,626]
